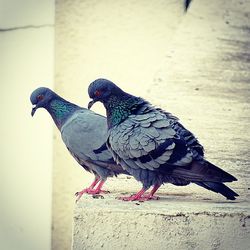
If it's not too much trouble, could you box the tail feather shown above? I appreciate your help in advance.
[194,181,239,200]
[161,159,239,200]
[170,160,237,183]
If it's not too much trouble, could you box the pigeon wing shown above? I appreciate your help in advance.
[61,109,113,163]
[108,110,193,171]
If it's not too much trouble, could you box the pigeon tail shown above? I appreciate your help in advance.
[194,181,239,200]
[168,160,237,183]
[194,160,237,182]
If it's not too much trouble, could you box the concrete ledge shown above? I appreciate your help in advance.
[72,194,250,250]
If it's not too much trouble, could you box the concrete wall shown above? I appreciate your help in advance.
[0,1,54,250]
[73,195,250,250]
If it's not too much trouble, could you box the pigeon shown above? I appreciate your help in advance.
[88,78,239,201]
[30,87,128,202]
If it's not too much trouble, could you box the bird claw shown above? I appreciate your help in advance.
[75,188,95,202]
[142,195,160,200]
[117,194,160,202]
[117,195,144,202]
[97,189,110,194]
[85,189,109,195]
[75,191,85,203]
[75,188,89,197]
[75,188,109,202]
[75,191,84,197]
[120,196,146,202]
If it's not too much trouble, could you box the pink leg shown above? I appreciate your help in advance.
[118,188,147,201]
[88,177,100,189]
[75,177,100,202]
[142,184,161,200]
[86,180,109,194]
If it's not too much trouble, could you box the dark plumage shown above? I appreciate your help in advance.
[30,87,128,201]
[88,79,238,201]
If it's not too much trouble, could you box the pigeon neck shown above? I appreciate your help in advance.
[104,94,142,128]
[47,97,80,129]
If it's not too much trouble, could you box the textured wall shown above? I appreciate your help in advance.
[73,195,250,250]
[0,1,54,250]
[54,1,184,249]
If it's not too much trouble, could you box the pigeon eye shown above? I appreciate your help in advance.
[37,95,44,101]
[94,90,101,97]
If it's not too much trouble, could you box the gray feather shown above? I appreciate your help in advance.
[61,110,128,178]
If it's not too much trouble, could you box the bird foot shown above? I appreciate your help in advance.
[116,195,145,202]
[117,195,140,201]
[86,189,109,195]
[117,194,160,202]
[117,188,148,201]
[142,194,160,200]
[75,188,109,202]
[75,188,92,202]
[118,195,147,202]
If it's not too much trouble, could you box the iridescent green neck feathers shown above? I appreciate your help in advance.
[48,99,80,129]
[104,95,143,128]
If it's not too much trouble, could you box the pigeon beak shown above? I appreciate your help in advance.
[31,105,37,116]
[88,100,96,110]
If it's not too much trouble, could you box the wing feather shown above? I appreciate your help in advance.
[108,109,194,172]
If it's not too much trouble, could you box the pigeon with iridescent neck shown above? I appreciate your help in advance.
[88,79,238,201]
[30,87,128,202]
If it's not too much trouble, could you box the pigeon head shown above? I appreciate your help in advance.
[88,78,124,109]
[30,87,54,116]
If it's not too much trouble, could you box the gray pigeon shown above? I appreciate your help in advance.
[30,87,128,201]
[88,79,238,201]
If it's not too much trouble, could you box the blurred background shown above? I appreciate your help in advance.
[0,1,54,250]
[1,0,249,250]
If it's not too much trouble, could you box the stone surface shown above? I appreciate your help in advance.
[73,194,250,250]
